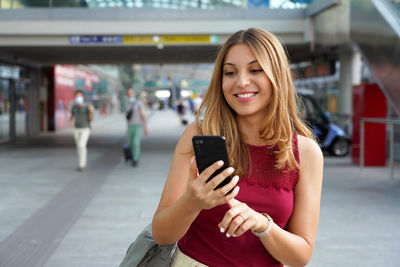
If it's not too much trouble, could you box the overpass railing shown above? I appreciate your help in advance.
[0,0,313,9]
[360,118,400,180]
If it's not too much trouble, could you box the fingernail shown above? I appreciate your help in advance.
[226,233,230,238]
[217,161,223,166]
[227,167,234,173]
[220,227,225,233]
[191,157,194,164]
[232,234,237,237]
[233,176,239,183]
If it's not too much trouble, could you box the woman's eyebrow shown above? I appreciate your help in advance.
[223,60,258,66]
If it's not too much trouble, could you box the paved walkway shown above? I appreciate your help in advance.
[0,109,399,267]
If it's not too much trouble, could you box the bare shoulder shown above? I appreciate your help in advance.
[184,121,198,136]
[296,135,324,192]
[297,135,323,166]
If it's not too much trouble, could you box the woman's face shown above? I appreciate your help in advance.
[222,43,272,119]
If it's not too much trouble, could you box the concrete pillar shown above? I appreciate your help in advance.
[338,47,362,134]
[27,68,41,136]
[9,80,16,139]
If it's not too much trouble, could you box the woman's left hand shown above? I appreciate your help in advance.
[218,198,269,238]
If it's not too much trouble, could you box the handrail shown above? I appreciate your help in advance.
[371,0,400,40]
[360,118,400,180]
[0,0,312,10]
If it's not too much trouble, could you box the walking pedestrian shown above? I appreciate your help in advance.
[70,90,94,172]
[151,28,324,266]
[175,99,186,125]
[193,95,202,115]
[126,88,148,167]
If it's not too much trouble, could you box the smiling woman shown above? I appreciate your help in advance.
[151,28,324,267]
[198,28,313,175]
[222,44,273,118]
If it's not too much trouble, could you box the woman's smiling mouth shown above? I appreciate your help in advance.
[234,92,258,102]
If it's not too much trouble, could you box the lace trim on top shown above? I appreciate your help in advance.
[241,133,300,191]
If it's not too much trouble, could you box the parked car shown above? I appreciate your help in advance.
[297,89,351,156]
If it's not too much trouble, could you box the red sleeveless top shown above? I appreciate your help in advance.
[178,134,300,267]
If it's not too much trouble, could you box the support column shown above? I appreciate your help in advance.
[338,46,362,134]
[9,79,16,139]
[27,68,41,136]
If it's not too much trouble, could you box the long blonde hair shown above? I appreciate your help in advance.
[196,28,313,177]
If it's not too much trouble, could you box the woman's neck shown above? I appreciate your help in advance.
[236,114,266,146]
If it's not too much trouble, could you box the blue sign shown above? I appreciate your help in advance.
[290,0,313,3]
[69,35,123,44]
[248,0,269,7]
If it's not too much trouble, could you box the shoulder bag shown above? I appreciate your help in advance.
[119,223,177,267]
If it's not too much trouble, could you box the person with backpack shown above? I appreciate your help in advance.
[70,90,94,172]
[126,88,148,167]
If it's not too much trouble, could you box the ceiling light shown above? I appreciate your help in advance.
[155,90,171,98]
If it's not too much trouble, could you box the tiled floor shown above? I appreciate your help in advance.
[0,110,399,267]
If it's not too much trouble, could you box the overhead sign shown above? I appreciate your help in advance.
[69,35,123,44]
[124,35,218,44]
[69,35,219,45]
[123,35,155,44]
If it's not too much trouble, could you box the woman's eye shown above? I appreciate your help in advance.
[224,71,235,76]
[251,69,263,73]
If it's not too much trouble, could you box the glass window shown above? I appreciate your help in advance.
[15,81,28,137]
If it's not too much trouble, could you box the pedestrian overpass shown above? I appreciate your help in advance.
[0,0,400,138]
[0,6,317,65]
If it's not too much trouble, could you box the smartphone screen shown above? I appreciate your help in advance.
[192,135,232,190]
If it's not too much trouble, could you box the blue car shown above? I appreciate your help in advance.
[298,90,351,156]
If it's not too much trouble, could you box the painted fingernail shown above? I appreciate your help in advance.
[220,227,225,233]
[227,167,234,173]
[232,234,237,237]
[217,161,224,166]
[233,176,239,183]
[226,233,231,238]
[191,157,194,164]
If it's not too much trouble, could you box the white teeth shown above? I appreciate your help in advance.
[237,93,256,98]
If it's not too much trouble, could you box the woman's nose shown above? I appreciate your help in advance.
[236,72,250,88]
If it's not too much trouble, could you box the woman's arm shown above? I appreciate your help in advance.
[139,107,148,135]
[152,122,240,245]
[219,135,323,266]
[259,136,323,266]
[88,105,94,122]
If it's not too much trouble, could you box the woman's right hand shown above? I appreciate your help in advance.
[185,157,240,211]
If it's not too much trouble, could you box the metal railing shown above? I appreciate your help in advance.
[360,118,400,180]
[0,0,313,9]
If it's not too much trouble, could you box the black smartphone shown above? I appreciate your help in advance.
[192,135,232,190]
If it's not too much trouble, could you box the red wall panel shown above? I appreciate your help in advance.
[352,83,387,166]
